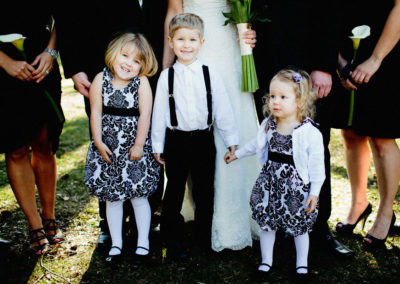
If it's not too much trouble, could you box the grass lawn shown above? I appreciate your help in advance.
[0,76,399,283]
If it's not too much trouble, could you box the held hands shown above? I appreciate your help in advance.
[3,58,35,82]
[304,195,318,214]
[154,153,165,165]
[224,145,238,164]
[129,145,143,161]
[2,51,55,83]
[31,51,54,83]
[95,142,112,164]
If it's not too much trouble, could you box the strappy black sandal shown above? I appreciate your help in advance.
[105,246,122,264]
[29,228,49,256]
[42,218,64,244]
[133,246,150,265]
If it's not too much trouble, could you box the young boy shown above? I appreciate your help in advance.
[151,13,239,259]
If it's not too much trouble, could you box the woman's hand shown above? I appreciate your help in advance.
[304,195,318,214]
[31,51,54,83]
[350,56,381,85]
[1,55,35,82]
[241,29,257,48]
[95,142,112,164]
[129,145,143,161]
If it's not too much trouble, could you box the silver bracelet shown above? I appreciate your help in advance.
[44,48,58,59]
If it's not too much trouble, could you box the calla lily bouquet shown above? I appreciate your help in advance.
[0,33,64,123]
[223,0,269,93]
[347,25,370,126]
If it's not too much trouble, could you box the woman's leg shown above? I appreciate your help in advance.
[131,197,151,255]
[294,233,309,274]
[5,145,43,231]
[31,125,57,221]
[106,200,124,255]
[259,230,276,272]
[341,129,371,223]
[366,137,400,240]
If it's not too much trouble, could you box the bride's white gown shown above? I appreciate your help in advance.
[183,0,261,252]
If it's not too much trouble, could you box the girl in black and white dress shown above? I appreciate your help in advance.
[225,69,325,279]
[84,32,160,263]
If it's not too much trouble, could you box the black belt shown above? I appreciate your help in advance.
[268,151,294,165]
[103,106,139,116]
[166,127,212,137]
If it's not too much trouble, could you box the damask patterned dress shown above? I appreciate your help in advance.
[84,68,160,201]
[250,119,318,237]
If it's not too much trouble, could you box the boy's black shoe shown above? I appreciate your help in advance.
[166,241,188,261]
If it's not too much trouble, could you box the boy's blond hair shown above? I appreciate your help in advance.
[263,69,317,121]
[105,32,158,77]
[169,13,204,39]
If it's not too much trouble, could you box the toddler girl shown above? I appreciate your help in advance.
[84,32,160,263]
[225,69,325,280]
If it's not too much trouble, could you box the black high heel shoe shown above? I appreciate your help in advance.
[363,212,396,249]
[336,203,372,235]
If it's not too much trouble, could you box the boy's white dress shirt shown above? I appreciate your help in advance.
[151,59,239,153]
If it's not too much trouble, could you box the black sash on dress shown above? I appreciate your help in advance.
[103,105,140,116]
[268,151,295,166]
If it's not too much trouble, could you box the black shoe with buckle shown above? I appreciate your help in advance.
[133,246,151,265]
[105,246,122,264]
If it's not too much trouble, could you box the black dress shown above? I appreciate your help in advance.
[0,5,63,153]
[329,0,400,138]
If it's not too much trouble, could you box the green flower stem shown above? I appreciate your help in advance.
[44,90,65,123]
[347,89,355,126]
[241,54,258,92]
[347,48,358,126]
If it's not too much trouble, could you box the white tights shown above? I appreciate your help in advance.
[106,197,151,256]
[258,230,309,273]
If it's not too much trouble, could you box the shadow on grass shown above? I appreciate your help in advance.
[0,163,92,283]
[57,116,90,158]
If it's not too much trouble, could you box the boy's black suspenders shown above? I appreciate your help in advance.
[168,65,213,129]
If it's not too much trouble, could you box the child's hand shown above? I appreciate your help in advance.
[224,152,237,164]
[154,153,165,165]
[129,145,143,161]
[228,145,237,154]
[96,142,112,164]
[304,195,318,214]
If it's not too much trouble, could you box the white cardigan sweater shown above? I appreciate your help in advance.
[235,118,325,197]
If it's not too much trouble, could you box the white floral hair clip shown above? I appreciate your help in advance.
[292,73,302,83]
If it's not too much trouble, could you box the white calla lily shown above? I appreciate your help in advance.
[349,25,370,50]
[0,33,26,43]
[0,33,26,57]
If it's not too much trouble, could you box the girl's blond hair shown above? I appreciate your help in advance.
[263,69,317,121]
[105,33,158,77]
